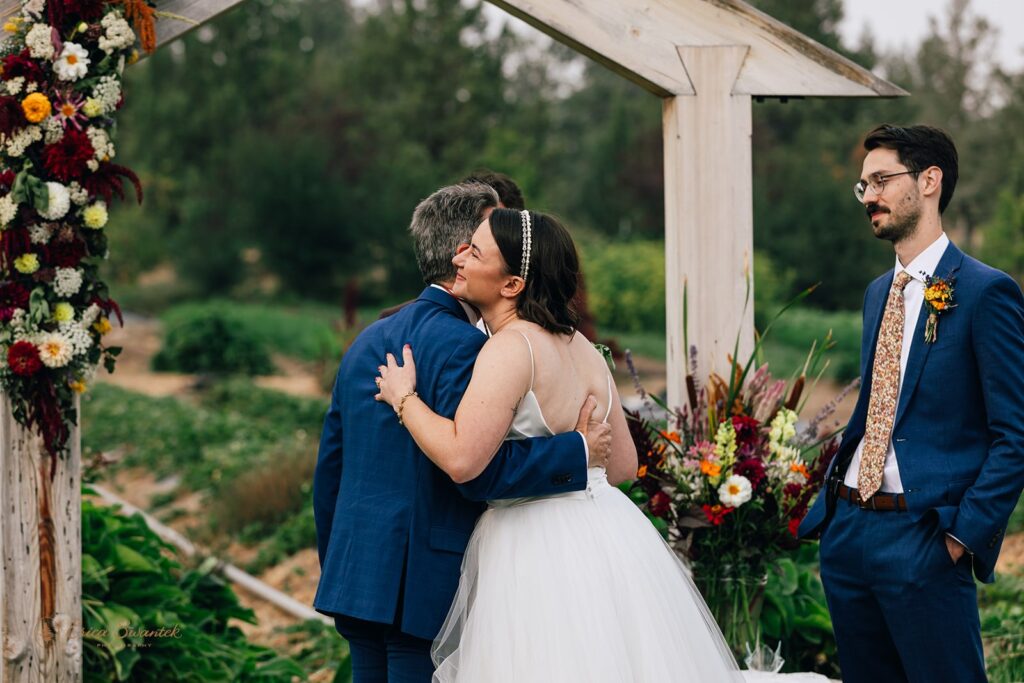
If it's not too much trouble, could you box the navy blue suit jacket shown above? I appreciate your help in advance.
[799,242,1024,582]
[312,286,588,639]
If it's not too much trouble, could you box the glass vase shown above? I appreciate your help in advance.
[694,564,769,659]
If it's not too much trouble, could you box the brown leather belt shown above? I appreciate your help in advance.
[837,483,908,511]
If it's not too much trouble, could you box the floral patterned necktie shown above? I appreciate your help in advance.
[858,270,914,500]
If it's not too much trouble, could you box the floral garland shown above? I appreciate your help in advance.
[0,0,155,465]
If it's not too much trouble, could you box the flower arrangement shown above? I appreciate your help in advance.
[0,0,155,465]
[922,273,955,343]
[623,282,858,654]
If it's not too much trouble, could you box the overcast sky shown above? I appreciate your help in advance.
[838,0,1024,71]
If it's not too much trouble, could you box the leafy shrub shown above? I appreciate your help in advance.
[581,240,665,333]
[244,504,318,576]
[153,305,274,375]
[980,574,1024,683]
[161,300,344,363]
[82,491,305,681]
[761,543,840,678]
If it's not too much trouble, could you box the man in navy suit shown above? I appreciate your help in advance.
[799,124,1024,682]
[313,182,611,682]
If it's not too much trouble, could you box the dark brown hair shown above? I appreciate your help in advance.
[488,208,580,336]
[864,124,959,214]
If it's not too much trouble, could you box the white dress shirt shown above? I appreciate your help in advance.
[844,232,950,493]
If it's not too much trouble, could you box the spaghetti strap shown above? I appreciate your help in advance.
[603,373,614,423]
[516,331,536,391]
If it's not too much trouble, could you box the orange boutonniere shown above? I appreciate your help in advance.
[922,273,956,343]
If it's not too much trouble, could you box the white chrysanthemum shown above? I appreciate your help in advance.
[86,159,99,172]
[58,321,93,356]
[53,268,83,297]
[4,125,42,157]
[718,475,753,508]
[37,331,73,367]
[26,81,38,94]
[92,75,121,114]
[54,42,90,81]
[42,115,64,144]
[0,194,18,227]
[86,127,114,161]
[22,0,46,19]
[25,23,54,60]
[27,223,51,244]
[99,11,135,54]
[5,76,25,95]
[68,182,89,205]
[39,181,70,220]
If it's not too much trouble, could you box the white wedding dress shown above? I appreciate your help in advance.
[432,335,753,682]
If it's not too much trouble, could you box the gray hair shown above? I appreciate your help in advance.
[410,182,499,284]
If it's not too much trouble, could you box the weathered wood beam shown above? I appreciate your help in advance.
[1,398,81,683]
[664,46,754,409]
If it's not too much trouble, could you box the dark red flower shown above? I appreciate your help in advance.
[82,162,143,206]
[2,50,45,84]
[734,457,767,489]
[0,282,30,322]
[702,503,735,526]
[0,96,27,137]
[731,415,761,447]
[43,129,95,182]
[62,0,106,21]
[8,340,42,376]
[47,238,86,267]
[788,517,802,537]
[783,482,803,499]
[649,491,671,518]
[0,170,15,192]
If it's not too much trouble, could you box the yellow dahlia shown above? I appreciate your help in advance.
[53,302,74,322]
[14,253,39,274]
[21,92,51,123]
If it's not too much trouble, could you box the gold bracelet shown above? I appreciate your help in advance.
[397,391,418,425]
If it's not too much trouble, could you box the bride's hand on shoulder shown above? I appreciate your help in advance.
[375,344,417,407]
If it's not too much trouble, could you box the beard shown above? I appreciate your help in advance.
[868,197,921,243]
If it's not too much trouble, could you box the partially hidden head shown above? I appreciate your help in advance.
[461,170,525,210]
[860,124,959,241]
[409,182,499,285]
[453,207,580,335]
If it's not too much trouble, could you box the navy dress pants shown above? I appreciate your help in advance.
[819,496,987,683]
[334,614,434,683]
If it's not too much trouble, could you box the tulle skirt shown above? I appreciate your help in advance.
[431,468,746,682]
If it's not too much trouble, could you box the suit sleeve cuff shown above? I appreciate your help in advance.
[575,430,589,466]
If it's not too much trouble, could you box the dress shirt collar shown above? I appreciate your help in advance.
[430,283,482,327]
[896,232,950,284]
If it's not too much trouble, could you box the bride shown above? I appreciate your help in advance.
[375,208,745,681]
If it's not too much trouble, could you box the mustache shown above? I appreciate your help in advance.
[866,203,889,219]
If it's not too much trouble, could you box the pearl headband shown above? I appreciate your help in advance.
[520,210,532,281]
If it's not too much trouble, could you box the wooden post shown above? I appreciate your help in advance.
[663,46,754,410]
[0,398,81,682]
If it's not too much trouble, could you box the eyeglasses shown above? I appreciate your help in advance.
[853,170,918,202]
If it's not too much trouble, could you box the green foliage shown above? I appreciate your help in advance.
[980,190,1024,283]
[760,543,840,678]
[979,575,1024,683]
[83,380,325,491]
[153,305,275,375]
[244,504,318,576]
[160,300,344,363]
[582,240,665,332]
[82,492,306,681]
[761,307,862,382]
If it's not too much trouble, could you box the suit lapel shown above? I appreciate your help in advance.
[893,242,964,429]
